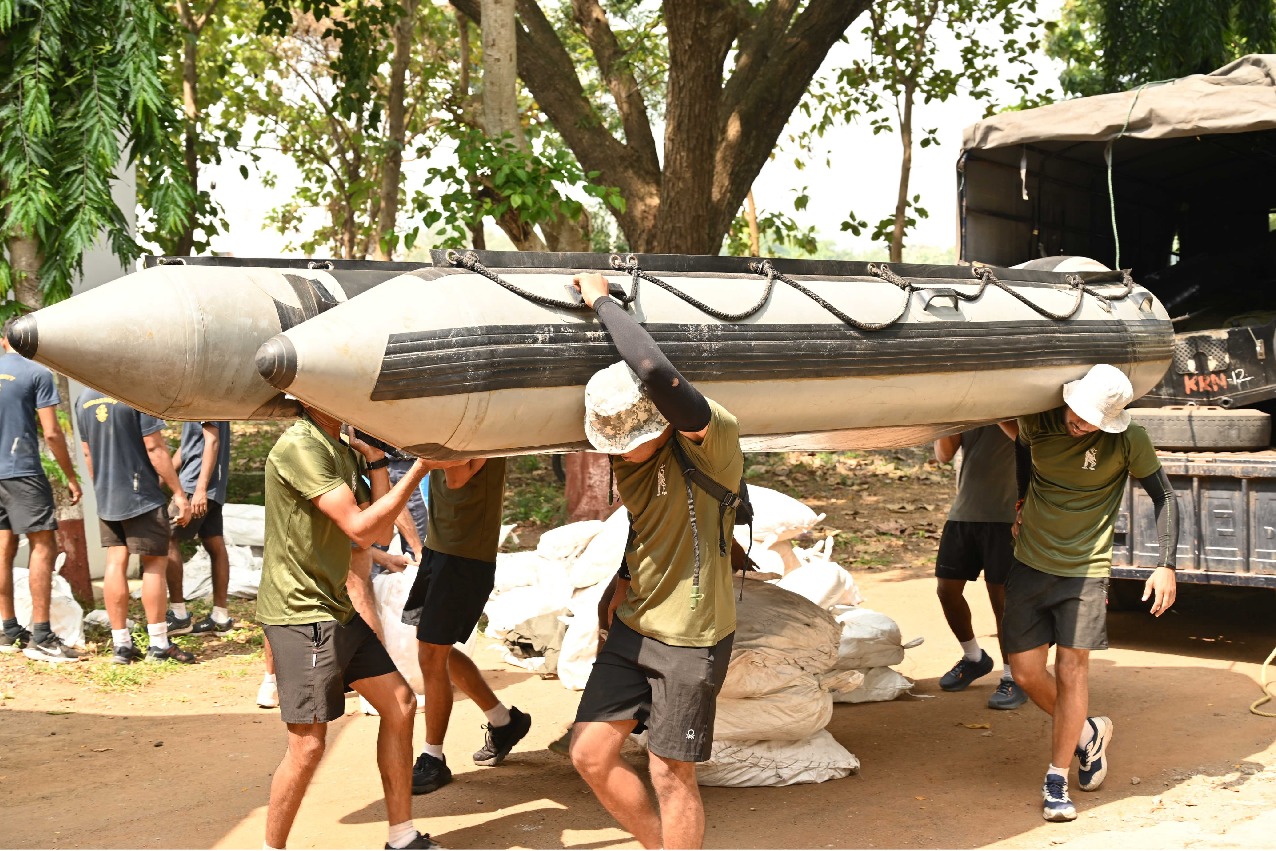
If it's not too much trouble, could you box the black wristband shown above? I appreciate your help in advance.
[617,559,631,581]
[366,457,391,470]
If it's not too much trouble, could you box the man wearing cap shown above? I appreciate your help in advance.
[1007,363,1178,822]
[568,272,742,850]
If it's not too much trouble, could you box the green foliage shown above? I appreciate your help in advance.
[723,193,819,257]
[0,0,194,308]
[1045,0,1276,96]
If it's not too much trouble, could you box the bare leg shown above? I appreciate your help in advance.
[353,671,418,827]
[985,581,1007,663]
[103,546,132,631]
[1009,645,1054,713]
[0,530,19,621]
[570,720,663,849]
[165,538,184,605]
[446,647,499,713]
[649,751,706,849]
[418,641,454,748]
[347,550,384,642]
[23,530,57,625]
[139,554,169,626]
[1051,647,1090,768]
[936,578,975,643]
[264,638,275,675]
[265,722,327,849]
[204,535,230,610]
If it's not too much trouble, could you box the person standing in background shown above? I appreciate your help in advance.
[165,420,233,636]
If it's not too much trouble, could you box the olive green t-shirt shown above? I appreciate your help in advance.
[257,417,371,625]
[426,457,507,563]
[1015,407,1160,578]
[613,399,743,648]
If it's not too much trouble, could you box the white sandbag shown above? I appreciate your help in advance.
[831,607,906,670]
[568,508,629,589]
[817,668,865,697]
[567,576,612,618]
[11,566,84,647]
[181,548,213,600]
[221,503,266,548]
[556,613,600,691]
[720,655,808,700]
[484,582,573,639]
[697,730,860,787]
[733,583,841,675]
[775,560,861,610]
[536,519,605,562]
[493,551,556,595]
[85,609,133,629]
[177,544,261,600]
[715,674,833,741]
[370,564,477,697]
[835,666,913,703]
[732,485,823,544]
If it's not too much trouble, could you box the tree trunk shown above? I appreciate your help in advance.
[174,25,200,256]
[745,189,760,255]
[565,452,614,522]
[481,0,525,147]
[891,83,915,264]
[373,0,420,260]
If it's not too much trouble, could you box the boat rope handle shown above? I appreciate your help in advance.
[750,260,912,331]
[445,250,637,311]
[967,266,1136,321]
[610,254,776,322]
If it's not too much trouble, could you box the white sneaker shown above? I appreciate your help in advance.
[256,679,279,709]
[360,695,379,716]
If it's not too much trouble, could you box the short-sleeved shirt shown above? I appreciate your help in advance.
[1015,407,1161,578]
[74,392,167,522]
[177,421,231,504]
[948,425,1017,523]
[425,457,507,563]
[257,417,371,626]
[0,352,61,480]
[613,399,743,648]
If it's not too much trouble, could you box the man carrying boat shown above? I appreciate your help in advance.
[568,272,743,850]
[1007,364,1178,822]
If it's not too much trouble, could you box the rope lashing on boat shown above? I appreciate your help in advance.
[445,249,637,311]
[965,266,1137,321]
[610,254,775,322]
[748,260,913,331]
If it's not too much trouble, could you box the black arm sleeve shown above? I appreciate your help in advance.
[594,296,712,432]
[1136,468,1178,569]
[1015,437,1031,501]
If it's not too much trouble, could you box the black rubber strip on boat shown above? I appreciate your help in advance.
[370,319,1173,401]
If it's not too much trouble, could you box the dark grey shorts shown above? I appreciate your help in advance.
[170,496,224,541]
[935,521,1014,584]
[401,547,495,646]
[1002,559,1109,653]
[576,618,734,763]
[263,614,398,725]
[0,475,57,535]
[99,505,169,556]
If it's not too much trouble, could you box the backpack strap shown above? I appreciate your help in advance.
[669,437,750,557]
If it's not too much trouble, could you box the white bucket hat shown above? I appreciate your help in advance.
[1062,364,1133,433]
[584,361,670,454]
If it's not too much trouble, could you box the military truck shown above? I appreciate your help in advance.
[958,54,1276,602]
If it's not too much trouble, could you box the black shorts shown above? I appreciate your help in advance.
[170,496,224,541]
[1001,559,1109,653]
[575,618,734,763]
[401,547,495,645]
[935,520,1014,584]
[99,505,169,556]
[263,614,398,724]
[0,475,57,535]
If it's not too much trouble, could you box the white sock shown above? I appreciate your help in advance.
[263,844,283,850]
[1047,764,1067,780]
[212,606,229,623]
[959,638,982,662]
[261,673,276,685]
[1003,663,1013,679]
[387,820,418,849]
[170,602,188,619]
[422,742,444,760]
[1078,718,1096,748]
[484,703,511,727]
[112,628,132,648]
[147,622,170,651]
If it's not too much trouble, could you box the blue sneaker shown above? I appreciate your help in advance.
[1042,773,1077,821]
[939,650,994,691]
[166,610,193,636]
[1076,715,1112,791]
[987,676,1028,709]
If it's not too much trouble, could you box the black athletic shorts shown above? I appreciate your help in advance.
[0,475,58,535]
[263,613,398,724]
[99,505,169,556]
[400,547,495,645]
[576,617,734,763]
[170,495,224,541]
[935,520,1014,584]
[1001,559,1109,653]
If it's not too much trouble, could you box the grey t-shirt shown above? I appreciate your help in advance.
[0,352,60,480]
[948,425,1017,524]
[75,392,167,521]
[178,420,231,504]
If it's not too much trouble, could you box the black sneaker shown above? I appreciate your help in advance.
[938,650,994,692]
[0,627,31,654]
[411,753,452,795]
[472,706,531,766]
[112,644,145,665]
[385,832,443,849]
[166,611,193,636]
[23,633,83,664]
[147,644,196,664]
[191,615,234,635]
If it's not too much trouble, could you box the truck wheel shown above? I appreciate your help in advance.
[1130,406,1271,451]
[1107,578,1147,612]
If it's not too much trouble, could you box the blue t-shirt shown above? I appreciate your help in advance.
[178,421,231,504]
[75,392,167,521]
[0,352,61,480]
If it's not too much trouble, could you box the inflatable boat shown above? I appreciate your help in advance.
[251,250,1174,458]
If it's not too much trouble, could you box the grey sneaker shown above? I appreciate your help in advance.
[147,644,196,664]
[23,633,84,664]
[166,611,193,636]
[0,627,31,654]
[112,644,145,665]
[939,650,994,691]
[987,677,1028,710]
[191,615,234,635]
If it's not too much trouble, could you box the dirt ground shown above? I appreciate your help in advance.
[2,450,1275,850]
